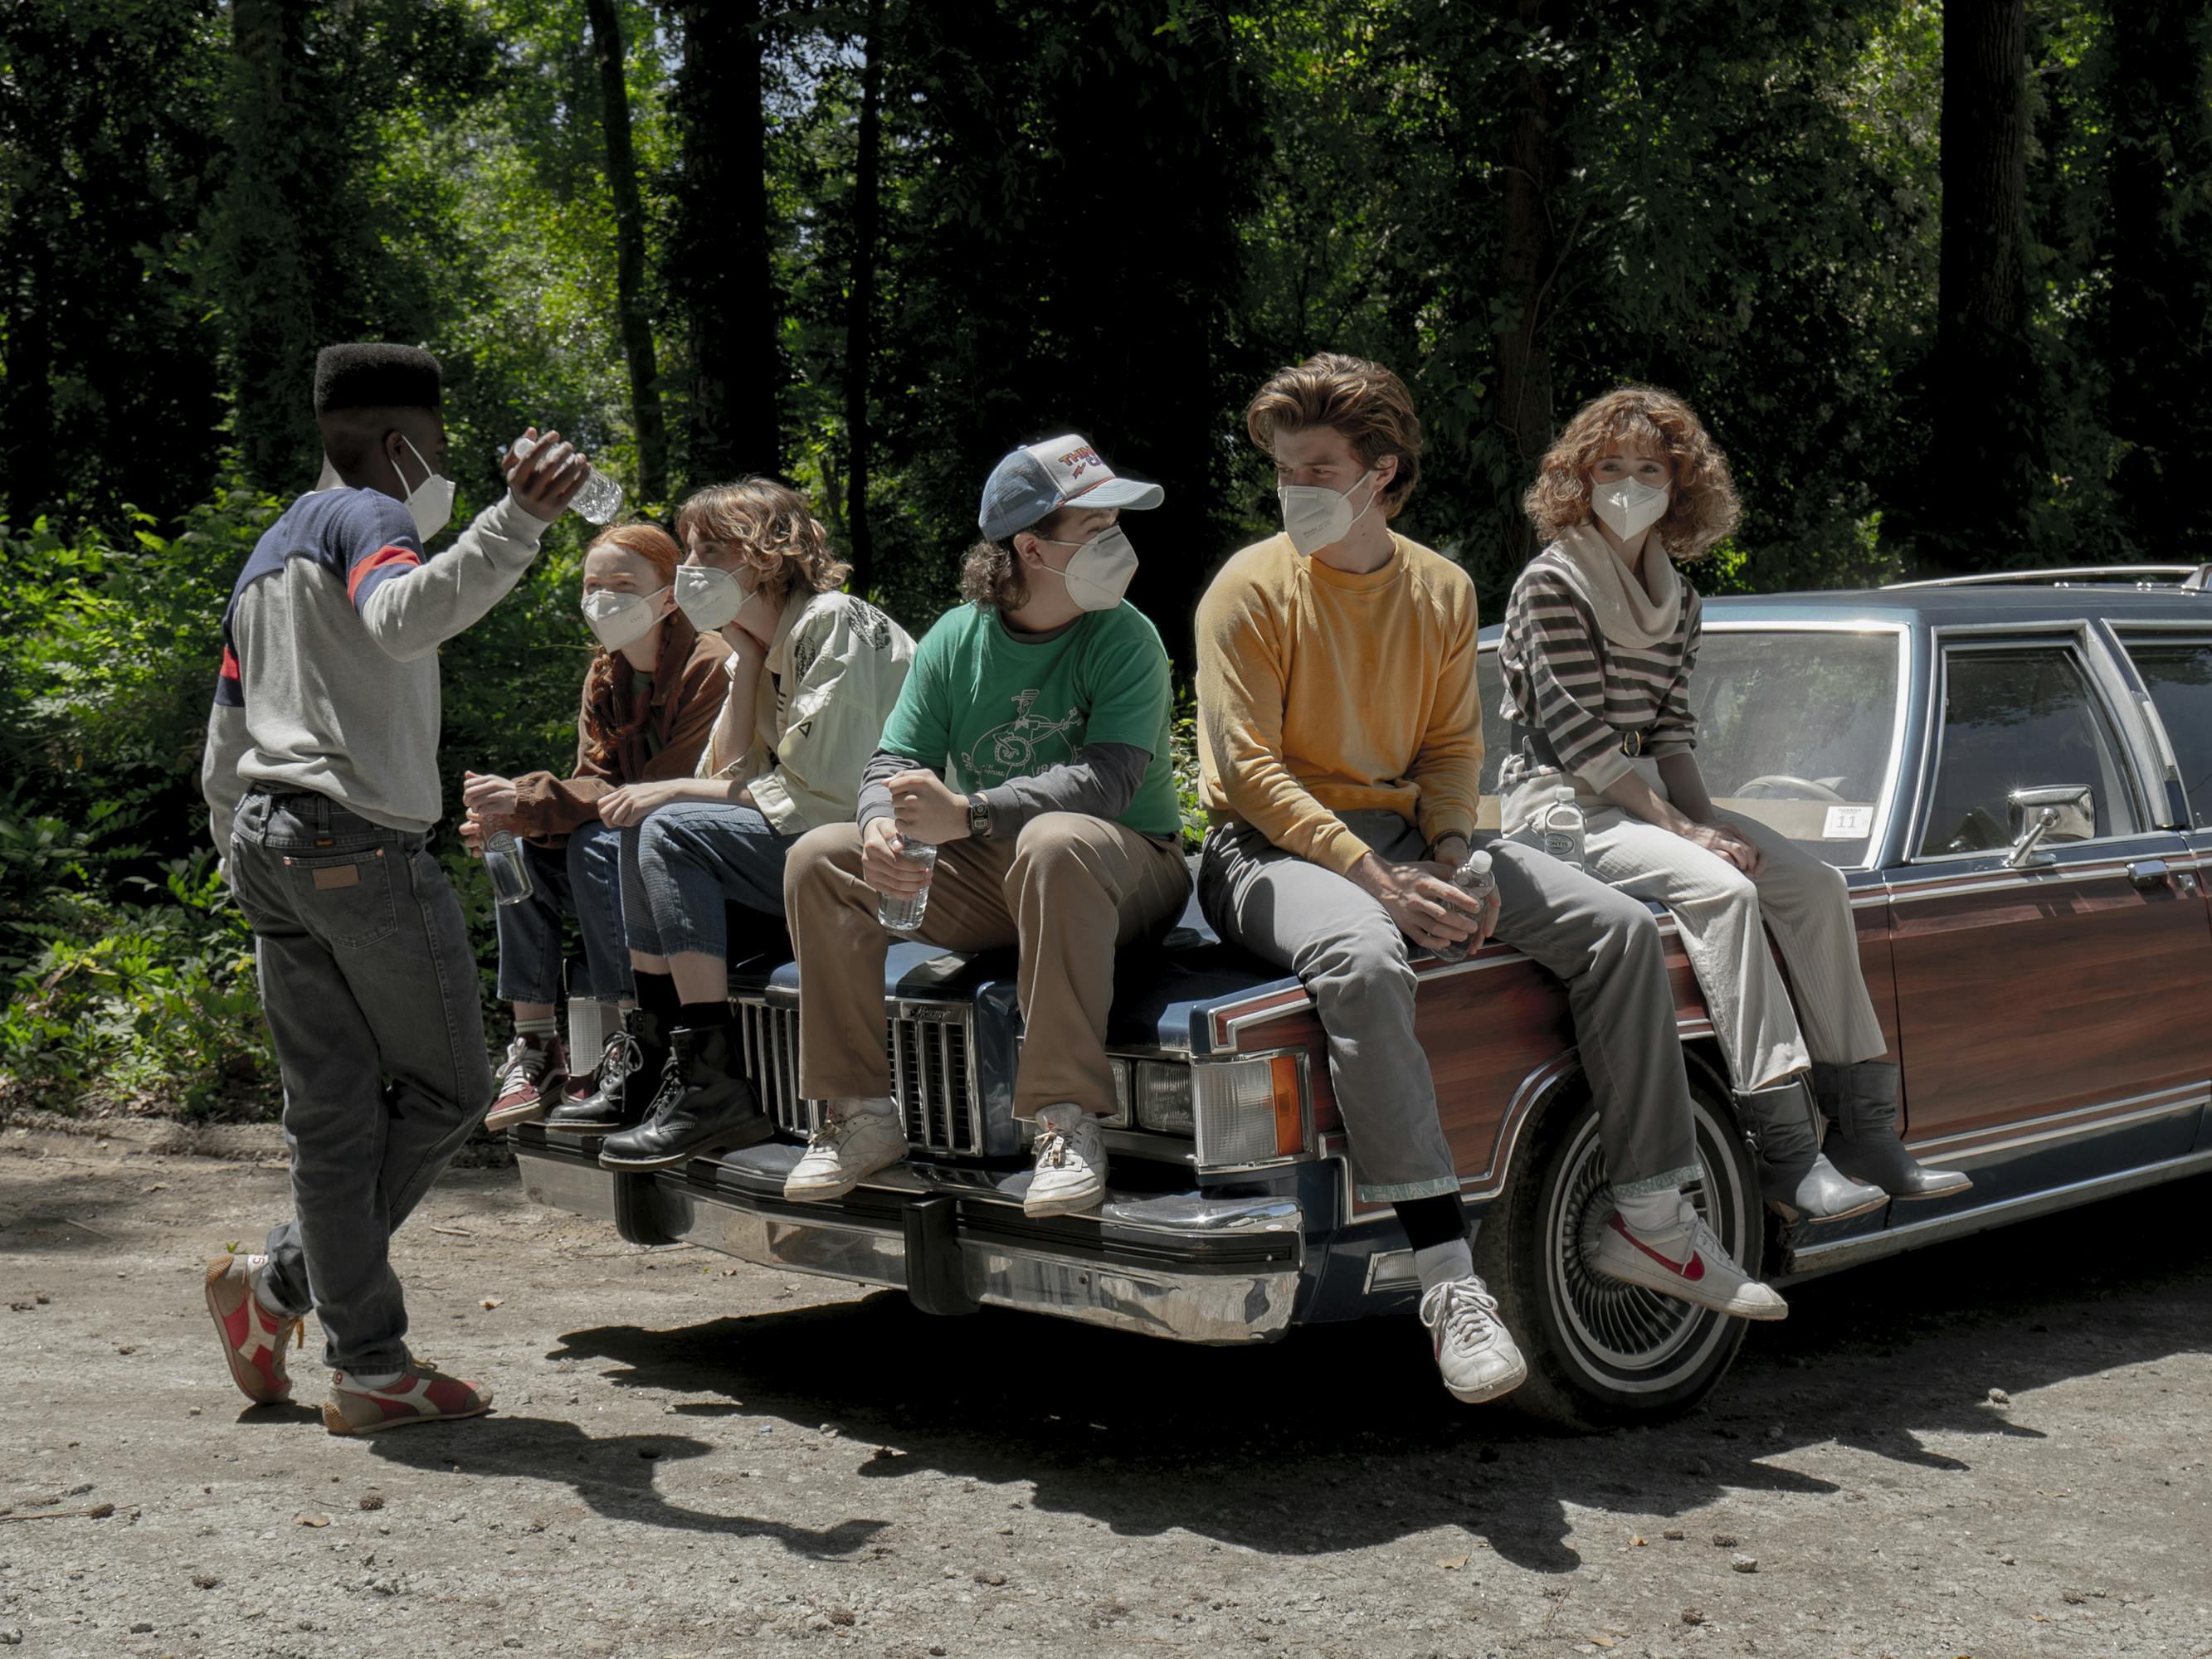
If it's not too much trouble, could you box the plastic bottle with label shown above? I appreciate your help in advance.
[1532,786,1587,871]
[1435,849,1497,963]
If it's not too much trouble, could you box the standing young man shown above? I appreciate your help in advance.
[200,343,586,1433]
[780,435,1189,1217]
[1196,353,1783,1407]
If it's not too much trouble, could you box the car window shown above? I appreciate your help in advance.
[1477,629,1903,868]
[1689,631,1901,868]
[2122,640,2212,829]
[1919,647,2140,857]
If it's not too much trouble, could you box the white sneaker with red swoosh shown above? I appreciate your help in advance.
[1596,1201,1788,1321]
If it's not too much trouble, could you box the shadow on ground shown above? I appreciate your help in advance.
[543,1174,2212,1573]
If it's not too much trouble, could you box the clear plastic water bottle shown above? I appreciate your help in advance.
[482,829,535,907]
[1435,849,1496,963]
[877,839,938,933]
[508,433,625,525]
[1533,786,1587,871]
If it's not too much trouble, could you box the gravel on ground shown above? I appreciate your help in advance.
[2,1123,2207,1658]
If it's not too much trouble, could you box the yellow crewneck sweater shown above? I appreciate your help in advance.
[1195,530,1483,877]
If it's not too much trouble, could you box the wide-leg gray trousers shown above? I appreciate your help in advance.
[1198,808,1701,1204]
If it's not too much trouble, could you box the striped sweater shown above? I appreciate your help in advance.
[1496,545,1703,794]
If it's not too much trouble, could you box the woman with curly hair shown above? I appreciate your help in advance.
[462,520,732,1133]
[548,479,915,1173]
[1498,385,1967,1222]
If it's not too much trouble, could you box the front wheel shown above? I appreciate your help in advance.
[1472,1068,1764,1428]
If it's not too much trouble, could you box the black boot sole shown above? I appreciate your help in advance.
[597,1114,776,1170]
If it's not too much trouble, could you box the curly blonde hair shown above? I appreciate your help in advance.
[1244,352,1423,519]
[1523,386,1740,557]
[674,479,850,597]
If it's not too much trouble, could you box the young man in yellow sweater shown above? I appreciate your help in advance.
[1195,353,1783,1408]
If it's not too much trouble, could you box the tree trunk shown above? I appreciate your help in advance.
[842,0,884,595]
[2102,2,2212,553]
[1927,0,2037,569]
[216,0,319,492]
[671,0,781,485]
[1492,0,1561,561]
[586,0,670,504]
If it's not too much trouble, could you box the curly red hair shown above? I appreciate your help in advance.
[1523,385,1740,558]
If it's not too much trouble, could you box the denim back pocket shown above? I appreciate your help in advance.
[283,846,400,949]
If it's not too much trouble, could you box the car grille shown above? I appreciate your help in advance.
[735,997,982,1155]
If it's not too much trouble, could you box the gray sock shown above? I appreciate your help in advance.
[1614,1188,1688,1235]
[1413,1238,1474,1293]
[835,1096,898,1118]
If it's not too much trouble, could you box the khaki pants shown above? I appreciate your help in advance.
[785,815,1191,1117]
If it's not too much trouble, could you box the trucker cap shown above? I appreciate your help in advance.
[977,434,1165,540]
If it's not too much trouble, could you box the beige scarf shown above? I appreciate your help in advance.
[1542,523,1682,650]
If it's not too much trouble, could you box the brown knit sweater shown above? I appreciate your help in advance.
[507,613,733,844]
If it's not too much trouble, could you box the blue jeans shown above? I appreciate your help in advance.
[228,790,492,1374]
[621,801,796,961]
[492,821,629,1003]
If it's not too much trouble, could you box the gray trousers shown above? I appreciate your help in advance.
[1198,808,1700,1204]
[230,791,493,1374]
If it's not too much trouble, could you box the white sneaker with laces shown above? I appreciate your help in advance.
[1417,1273,1527,1404]
[782,1101,908,1202]
[1594,1197,1788,1321]
[1024,1104,1106,1217]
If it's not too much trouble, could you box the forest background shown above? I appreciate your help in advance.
[2,0,2207,1117]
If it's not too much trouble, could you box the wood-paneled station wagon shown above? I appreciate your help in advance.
[512,566,2212,1427]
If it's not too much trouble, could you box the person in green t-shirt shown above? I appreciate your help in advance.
[781,434,1191,1217]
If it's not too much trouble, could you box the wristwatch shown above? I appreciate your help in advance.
[967,792,992,839]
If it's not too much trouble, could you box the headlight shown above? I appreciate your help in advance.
[1192,1054,1308,1169]
[1133,1061,1194,1135]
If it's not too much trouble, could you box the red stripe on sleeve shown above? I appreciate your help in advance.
[219,646,241,681]
[347,544,421,604]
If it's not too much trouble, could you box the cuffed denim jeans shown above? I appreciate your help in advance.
[491,820,629,1003]
[1198,808,1701,1204]
[228,790,493,1374]
[621,801,797,960]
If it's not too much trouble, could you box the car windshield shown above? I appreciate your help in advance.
[1479,627,1903,868]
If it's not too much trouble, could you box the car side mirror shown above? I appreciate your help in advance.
[2005,783,2095,868]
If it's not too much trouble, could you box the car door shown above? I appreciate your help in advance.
[2107,625,2212,1151]
[1884,628,2210,1196]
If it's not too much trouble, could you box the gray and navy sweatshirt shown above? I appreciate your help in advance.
[201,486,555,858]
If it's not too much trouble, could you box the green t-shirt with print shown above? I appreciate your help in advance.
[879,601,1181,839]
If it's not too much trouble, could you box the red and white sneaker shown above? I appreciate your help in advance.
[321,1365,494,1436]
[485,1033,568,1131]
[202,1253,304,1404]
[1594,1201,1788,1321]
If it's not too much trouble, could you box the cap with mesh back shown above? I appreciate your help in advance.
[314,343,443,416]
[977,434,1164,540]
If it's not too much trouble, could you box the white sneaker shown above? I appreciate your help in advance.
[1416,1274,1527,1404]
[782,1101,908,1202]
[1024,1105,1106,1217]
[1594,1198,1788,1321]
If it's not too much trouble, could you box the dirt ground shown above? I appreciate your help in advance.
[2,1123,2207,1659]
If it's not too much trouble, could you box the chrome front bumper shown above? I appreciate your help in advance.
[514,1133,1306,1345]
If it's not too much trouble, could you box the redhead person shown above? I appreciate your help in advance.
[1498,385,1968,1219]
[460,522,732,1131]
[538,479,915,1172]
